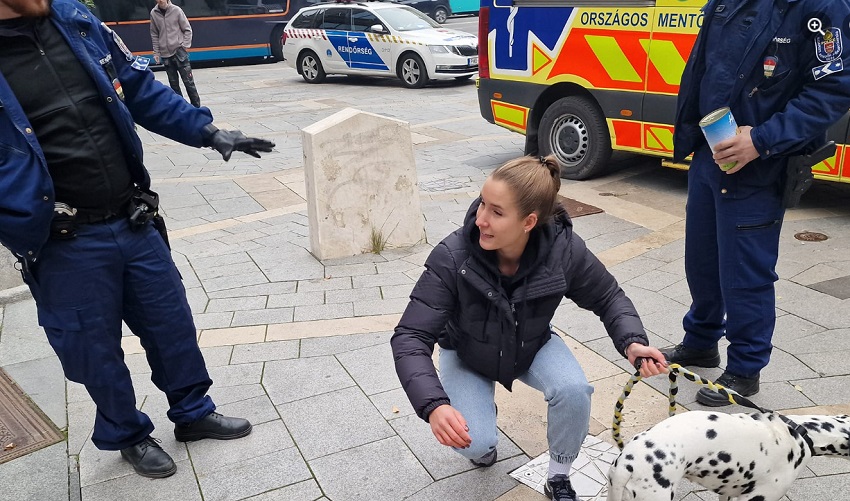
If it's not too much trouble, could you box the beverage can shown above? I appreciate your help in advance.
[699,107,738,171]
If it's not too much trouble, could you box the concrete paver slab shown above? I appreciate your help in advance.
[196,447,311,501]
[277,386,395,460]
[81,459,200,501]
[188,420,294,474]
[299,331,392,357]
[309,436,433,501]
[0,442,69,501]
[336,342,401,396]
[405,455,527,501]
[370,387,416,420]
[239,479,323,500]
[391,412,524,480]
[263,356,354,404]
[230,340,299,364]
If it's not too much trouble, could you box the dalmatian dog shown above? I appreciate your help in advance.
[607,411,850,501]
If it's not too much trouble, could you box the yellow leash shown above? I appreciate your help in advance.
[611,363,766,450]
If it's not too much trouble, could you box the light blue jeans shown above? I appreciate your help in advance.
[439,333,593,464]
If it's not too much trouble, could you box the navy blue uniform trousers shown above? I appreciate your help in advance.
[682,146,785,378]
[24,218,214,450]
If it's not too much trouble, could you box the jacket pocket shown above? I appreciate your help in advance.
[457,335,500,381]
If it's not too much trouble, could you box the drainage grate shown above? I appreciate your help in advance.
[418,179,468,192]
[794,231,828,242]
[558,195,604,218]
[0,368,63,465]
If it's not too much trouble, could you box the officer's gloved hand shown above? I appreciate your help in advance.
[203,125,275,161]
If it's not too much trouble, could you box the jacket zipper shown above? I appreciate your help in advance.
[512,302,523,357]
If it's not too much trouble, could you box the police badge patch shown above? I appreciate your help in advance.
[815,28,843,63]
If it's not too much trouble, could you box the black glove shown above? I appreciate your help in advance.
[203,125,275,161]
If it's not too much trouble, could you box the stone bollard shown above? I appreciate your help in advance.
[302,108,425,261]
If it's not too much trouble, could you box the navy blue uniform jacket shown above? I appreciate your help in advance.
[0,0,214,262]
[674,0,850,180]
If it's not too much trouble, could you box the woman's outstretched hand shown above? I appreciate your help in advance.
[626,343,669,377]
[429,404,472,449]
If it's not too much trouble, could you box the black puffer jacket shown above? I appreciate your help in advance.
[391,198,648,421]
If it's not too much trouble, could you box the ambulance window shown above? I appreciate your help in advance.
[291,9,320,29]
[320,8,352,30]
[351,10,382,32]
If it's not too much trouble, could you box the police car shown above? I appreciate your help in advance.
[282,1,478,88]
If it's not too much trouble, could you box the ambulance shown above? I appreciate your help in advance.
[476,0,850,180]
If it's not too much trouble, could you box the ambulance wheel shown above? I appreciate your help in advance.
[538,96,611,180]
[398,53,429,89]
[270,24,285,61]
[298,51,326,84]
[434,6,449,24]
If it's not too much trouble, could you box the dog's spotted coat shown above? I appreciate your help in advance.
[607,411,850,501]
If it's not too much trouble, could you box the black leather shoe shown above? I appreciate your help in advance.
[470,448,497,467]
[696,371,760,407]
[120,437,176,478]
[544,474,581,501]
[174,412,252,442]
[660,343,721,368]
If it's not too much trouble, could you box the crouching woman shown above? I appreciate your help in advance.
[391,155,667,501]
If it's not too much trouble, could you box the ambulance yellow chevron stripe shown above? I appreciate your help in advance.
[584,35,642,83]
[547,24,695,94]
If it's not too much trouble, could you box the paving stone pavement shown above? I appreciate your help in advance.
[1,62,850,501]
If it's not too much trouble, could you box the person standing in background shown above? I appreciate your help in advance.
[150,0,200,107]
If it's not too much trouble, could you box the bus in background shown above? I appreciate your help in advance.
[88,0,310,63]
[448,0,478,16]
[476,0,850,182]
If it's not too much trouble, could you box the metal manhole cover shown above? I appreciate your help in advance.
[557,195,604,218]
[0,368,63,464]
[794,231,828,242]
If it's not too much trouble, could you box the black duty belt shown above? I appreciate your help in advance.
[75,200,131,225]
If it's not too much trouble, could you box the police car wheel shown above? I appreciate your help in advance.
[298,51,326,84]
[538,96,612,180]
[434,7,448,24]
[398,53,429,89]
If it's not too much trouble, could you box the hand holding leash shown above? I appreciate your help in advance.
[626,343,668,377]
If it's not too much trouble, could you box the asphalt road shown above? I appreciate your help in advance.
[444,14,479,34]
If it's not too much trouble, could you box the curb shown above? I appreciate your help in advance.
[0,285,31,306]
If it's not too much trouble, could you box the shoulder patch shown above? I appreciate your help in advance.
[815,28,843,63]
[131,57,150,71]
[813,58,844,80]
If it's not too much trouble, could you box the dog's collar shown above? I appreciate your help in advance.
[778,414,815,456]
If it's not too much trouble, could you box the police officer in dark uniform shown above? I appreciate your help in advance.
[664,0,850,405]
[0,0,274,477]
